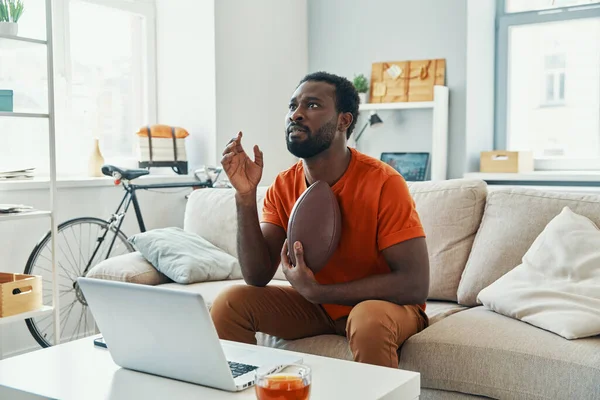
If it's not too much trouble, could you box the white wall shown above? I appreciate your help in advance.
[0,181,188,358]
[215,0,307,186]
[465,0,496,172]
[308,0,468,179]
[156,0,218,171]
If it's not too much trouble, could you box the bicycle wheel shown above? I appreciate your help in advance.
[24,217,134,348]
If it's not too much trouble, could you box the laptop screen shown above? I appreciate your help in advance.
[380,152,430,181]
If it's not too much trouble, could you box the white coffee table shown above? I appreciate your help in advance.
[0,335,420,399]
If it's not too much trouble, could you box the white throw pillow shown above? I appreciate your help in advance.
[477,206,600,339]
[128,227,242,284]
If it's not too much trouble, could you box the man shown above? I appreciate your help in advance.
[210,71,430,368]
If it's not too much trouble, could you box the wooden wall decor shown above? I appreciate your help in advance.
[369,59,446,103]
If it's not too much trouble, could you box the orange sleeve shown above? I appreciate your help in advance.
[377,175,425,251]
[261,182,284,228]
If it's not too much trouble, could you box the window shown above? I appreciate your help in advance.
[496,0,600,169]
[0,0,156,177]
[506,0,600,13]
[543,53,566,105]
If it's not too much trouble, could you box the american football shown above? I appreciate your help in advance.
[287,180,342,273]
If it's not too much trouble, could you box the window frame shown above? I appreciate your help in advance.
[53,0,158,171]
[495,0,600,170]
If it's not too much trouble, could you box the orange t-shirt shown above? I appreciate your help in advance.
[261,147,426,320]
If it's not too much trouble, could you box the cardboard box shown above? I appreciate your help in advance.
[0,273,43,317]
[480,151,534,173]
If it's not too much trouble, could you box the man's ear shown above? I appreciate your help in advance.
[338,112,353,134]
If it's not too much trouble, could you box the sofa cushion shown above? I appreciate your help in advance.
[87,252,172,285]
[399,307,600,400]
[478,206,600,339]
[424,301,468,325]
[407,179,487,301]
[184,187,287,281]
[459,187,600,306]
[128,227,242,283]
[257,301,467,360]
[257,333,353,360]
[184,187,266,259]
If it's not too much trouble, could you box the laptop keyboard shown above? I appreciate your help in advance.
[228,361,259,378]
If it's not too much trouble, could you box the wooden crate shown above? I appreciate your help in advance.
[480,151,534,173]
[369,59,446,103]
[0,273,43,317]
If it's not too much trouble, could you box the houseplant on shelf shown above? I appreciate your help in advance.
[0,0,24,36]
[353,74,369,104]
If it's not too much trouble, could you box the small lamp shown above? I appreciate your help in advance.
[354,111,383,143]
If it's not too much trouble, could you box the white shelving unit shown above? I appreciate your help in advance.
[0,112,50,118]
[0,0,60,347]
[358,85,450,181]
[0,306,54,326]
[0,34,47,45]
[0,211,52,222]
[359,101,435,111]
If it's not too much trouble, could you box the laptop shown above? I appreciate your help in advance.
[380,152,430,181]
[77,277,302,392]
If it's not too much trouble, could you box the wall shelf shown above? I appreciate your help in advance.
[0,34,47,46]
[0,112,50,119]
[0,210,52,222]
[464,171,600,183]
[0,306,54,326]
[359,101,435,111]
[356,86,449,181]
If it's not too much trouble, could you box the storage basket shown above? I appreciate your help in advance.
[0,273,43,318]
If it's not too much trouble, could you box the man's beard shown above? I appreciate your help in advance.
[285,118,337,159]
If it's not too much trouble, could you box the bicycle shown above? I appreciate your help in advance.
[23,165,213,348]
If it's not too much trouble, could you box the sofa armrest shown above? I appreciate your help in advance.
[86,251,172,285]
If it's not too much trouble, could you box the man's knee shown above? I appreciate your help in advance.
[346,300,392,339]
[210,284,256,318]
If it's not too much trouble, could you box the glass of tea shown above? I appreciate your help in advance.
[255,364,311,400]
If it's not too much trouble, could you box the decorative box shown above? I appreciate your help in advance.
[480,151,534,173]
[136,125,189,175]
[0,90,14,112]
[0,273,42,318]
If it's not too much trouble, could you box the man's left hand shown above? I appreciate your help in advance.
[281,240,320,303]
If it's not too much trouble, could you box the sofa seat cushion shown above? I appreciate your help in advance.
[257,333,353,360]
[399,307,600,400]
[257,301,467,361]
[424,301,468,325]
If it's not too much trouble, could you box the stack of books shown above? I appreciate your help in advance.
[0,204,34,214]
[0,167,35,180]
[136,125,189,163]
[138,137,187,162]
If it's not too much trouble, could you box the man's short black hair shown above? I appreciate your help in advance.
[298,71,359,139]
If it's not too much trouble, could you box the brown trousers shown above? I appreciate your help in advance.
[210,285,429,368]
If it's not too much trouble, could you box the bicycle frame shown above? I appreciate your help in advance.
[82,179,211,276]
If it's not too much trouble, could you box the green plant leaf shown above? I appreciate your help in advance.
[8,0,24,23]
[0,0,10,22]
[353,74,369,93]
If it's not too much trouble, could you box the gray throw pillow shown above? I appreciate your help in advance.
[128,227,241,284]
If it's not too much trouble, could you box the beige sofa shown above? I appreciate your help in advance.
[89,179,600,400]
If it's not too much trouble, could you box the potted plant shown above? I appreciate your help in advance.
[0,0,24,36]
[353,74,369,104]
